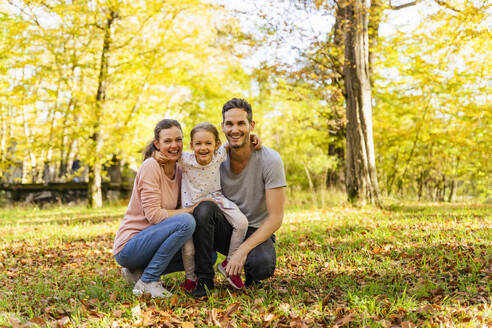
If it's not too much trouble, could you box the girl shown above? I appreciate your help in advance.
[180,122,251,290]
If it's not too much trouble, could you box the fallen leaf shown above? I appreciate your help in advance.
[417,304,435,314]
[8,317,22,328]
[169,295,179,307]
[113,310,124,318]
[431,287,443,296]
[56,316,70,328]
[372,246,382,254]
[209,308,220,326]
[401,321,415,328]
[379,319,391,328]
[30,317,46,325]
[334,314,355,327]
[279,303,290,313]
[224,303,240,317]
[253,305,265,313]
[220,318,235,328]
[263,313,275,322]
[87,298,99,307]
[182,322,194,328]
[89,310,104,318]
[132,304,142,319]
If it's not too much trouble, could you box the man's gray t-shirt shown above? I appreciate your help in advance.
[220,147,286,228]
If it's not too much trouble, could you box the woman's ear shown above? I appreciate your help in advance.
[153,139,160,151]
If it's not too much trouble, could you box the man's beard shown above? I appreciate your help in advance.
[229,133,249,149]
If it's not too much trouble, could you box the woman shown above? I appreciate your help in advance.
[113,119,196,298]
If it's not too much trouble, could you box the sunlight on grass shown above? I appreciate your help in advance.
[0,203,490,327]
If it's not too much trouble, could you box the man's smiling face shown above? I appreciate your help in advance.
[222,108,255,149]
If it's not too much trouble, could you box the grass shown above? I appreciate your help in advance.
[0,202,491,327]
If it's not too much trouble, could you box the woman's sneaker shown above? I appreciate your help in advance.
[181,279,197,292]
[121,268,143,286]
[132,279,172,298]
[217,260,244,289]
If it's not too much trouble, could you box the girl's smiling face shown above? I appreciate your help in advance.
[191,129,219,165]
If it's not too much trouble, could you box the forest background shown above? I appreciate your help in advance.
[0,1,491,327]
[0,0,490,207]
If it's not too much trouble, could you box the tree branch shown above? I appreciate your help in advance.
[389,0,420,10]
[389,0,462,13]
[433,0,462,13]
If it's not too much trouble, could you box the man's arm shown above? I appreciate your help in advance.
[224,186,285,276]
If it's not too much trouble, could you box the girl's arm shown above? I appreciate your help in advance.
[153,150,194,167]
[250,133,261,149]
[139,159,194,223]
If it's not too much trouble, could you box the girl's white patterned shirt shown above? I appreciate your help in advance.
[179,146,235,209]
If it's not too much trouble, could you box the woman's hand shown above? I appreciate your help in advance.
[250,134,262,150]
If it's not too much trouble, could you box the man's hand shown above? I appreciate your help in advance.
[225,248,248,276]
[153,150,175,167]
[224,187,285,277]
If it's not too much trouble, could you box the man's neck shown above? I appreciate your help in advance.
[229,144,254,174]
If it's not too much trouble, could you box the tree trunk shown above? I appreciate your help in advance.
[21,106,39,183]
[343,0,380,205]
[88,10,116,208]
[386,150,400,196]
[448,179,456,202]
[325,5,346,191]
[0,106,7,169]
[417,169,427,201]
[440,174,446,202]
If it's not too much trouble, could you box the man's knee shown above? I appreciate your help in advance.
[193,201,219,226]
[245,244,276,280]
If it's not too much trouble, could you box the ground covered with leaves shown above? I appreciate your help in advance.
[0,203,490,327]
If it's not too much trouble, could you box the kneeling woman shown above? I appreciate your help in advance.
[113,119,195,298]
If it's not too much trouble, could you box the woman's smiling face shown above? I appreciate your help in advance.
[153,126,183,162]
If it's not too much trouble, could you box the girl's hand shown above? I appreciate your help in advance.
[153,150,174,167]
[188,198,216,213]
[250,134,262,150]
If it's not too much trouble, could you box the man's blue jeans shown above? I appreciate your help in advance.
[114,213,195,282]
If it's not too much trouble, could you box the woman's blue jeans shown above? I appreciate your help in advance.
[114,213,195,282]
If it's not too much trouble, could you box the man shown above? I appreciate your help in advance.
[192,98,286,298]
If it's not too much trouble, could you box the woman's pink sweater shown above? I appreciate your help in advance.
[113,158,182,255]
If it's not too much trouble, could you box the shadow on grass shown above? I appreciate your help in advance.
[0,213,122,227]
[382,202,491,215]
